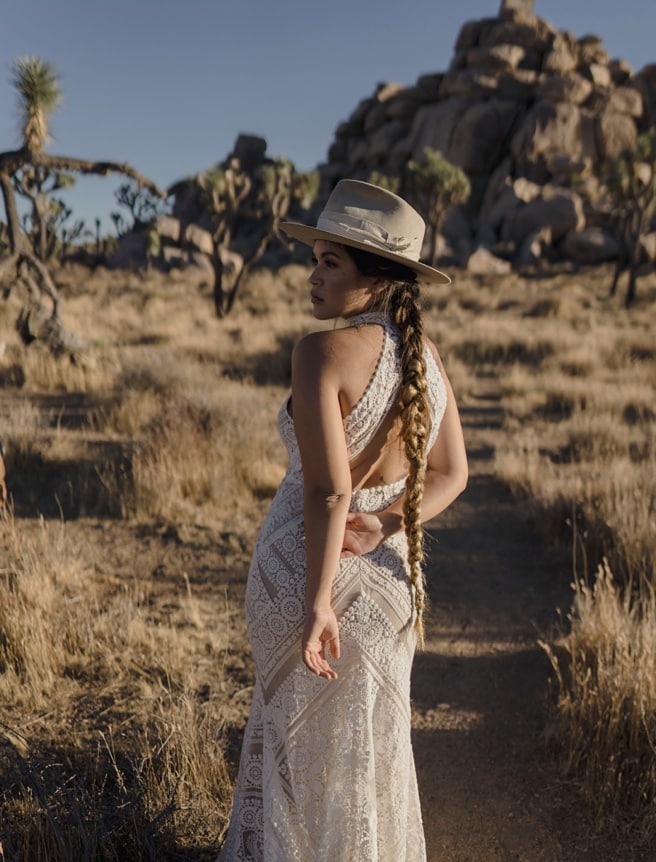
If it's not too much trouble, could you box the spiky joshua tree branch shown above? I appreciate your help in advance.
[0,56,167,352]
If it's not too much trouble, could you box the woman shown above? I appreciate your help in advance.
[218,180,468,861]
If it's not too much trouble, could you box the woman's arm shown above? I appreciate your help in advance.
[291,332,350,679]
[342,359,468,555]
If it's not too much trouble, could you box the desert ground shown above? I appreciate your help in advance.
[0,260,654,860]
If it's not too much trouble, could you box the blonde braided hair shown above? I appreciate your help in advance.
[347,247,430,644]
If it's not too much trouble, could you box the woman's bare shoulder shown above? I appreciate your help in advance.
[293,327,362,364]
[291,329,354,382]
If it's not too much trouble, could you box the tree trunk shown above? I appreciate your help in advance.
[609,258,624,297]
[625,241,639,306]
[225,231,271,316]
[23,252,59,313]
[212,252,226,318]
[0,171,25,253]
[34,195,48,261]
[625,265,638,306]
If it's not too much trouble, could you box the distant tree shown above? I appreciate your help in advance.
[292,170,321,210]
[197,156,295,317]
[114,180,167,231]
[110,210,128,238]
[0,56,166,350]
[404,148,471,266]
[367,172,400,194]
[60,217,89,262]
[13,164,79,260]
[602,129,656,307]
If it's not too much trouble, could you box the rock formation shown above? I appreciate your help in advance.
[114,3,655,278]
[317,0,656,271]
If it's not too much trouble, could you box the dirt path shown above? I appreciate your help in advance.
[411,386,629,862]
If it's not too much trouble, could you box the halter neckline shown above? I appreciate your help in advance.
[340,311,390,329]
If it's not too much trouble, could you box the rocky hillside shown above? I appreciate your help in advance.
[124,0,655,277]
[317,0,656,271]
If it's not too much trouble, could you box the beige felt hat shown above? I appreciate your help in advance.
[280,179,450,285]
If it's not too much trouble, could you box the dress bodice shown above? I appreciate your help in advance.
[277,312,447,511]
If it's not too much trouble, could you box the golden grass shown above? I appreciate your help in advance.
[0,260,655,852]
[494,314,656,583]
[115,385,287,522]
[0,511,236,858]
[1,691,232,859]
[542,561,656,837]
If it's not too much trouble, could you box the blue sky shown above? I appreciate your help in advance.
[1,0,655,233]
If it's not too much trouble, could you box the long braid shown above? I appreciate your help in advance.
[386,282,430,645]
[345,246,431,645]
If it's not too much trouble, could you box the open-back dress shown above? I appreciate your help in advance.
[218,311,447,862]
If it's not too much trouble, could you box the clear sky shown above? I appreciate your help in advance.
[1,0,655,234]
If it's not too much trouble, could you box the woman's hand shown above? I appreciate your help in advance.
[302,607,340,680]
[341,512,386,557]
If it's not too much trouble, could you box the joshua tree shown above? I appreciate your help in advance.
[602,129,656,307]
[114,180,167,231]
[0,57,166,350]
[13,165,77,260]
[292,170,320,210]
[367,172,400,195]
[197,156,295,317]
[59,217,89,262]
[404,148,471,266]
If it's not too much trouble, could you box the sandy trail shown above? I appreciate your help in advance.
[411,386,631,862]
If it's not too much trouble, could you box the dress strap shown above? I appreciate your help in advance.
[340,311,391,330]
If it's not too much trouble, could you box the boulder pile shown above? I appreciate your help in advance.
[318,0,656,270]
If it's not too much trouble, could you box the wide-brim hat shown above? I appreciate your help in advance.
[280,179,450,285]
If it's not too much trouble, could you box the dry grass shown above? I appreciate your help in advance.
[114,386,286,522]
[0,259,655,853]
[493,296,656,583]
[0,511,237,859]
[541,561,656,839]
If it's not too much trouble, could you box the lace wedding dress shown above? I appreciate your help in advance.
[218,312,447,862]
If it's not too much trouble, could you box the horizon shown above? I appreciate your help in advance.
[1,0,655,235]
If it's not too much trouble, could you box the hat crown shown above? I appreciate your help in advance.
[316,180,426,262]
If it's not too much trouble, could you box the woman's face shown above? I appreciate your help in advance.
[308,240,381,319]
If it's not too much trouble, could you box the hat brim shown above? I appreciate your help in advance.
[280,221,451,285]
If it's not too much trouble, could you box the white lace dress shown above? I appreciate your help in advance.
[218,312,447,862]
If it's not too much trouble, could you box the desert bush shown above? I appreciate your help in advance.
[542,560,656,838]
[108,384,286,522]
[454,335,555,367]
[1,401,51,470]
[0,689,232,860]
[17,343,123,393]
[0,515,85,706]
[0,514,237,858]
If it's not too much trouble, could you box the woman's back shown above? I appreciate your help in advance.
[288,314,446,493]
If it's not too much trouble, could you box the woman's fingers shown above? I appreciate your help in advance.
[302,639,338,680]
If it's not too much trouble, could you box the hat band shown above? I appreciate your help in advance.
[317,210,421,260]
